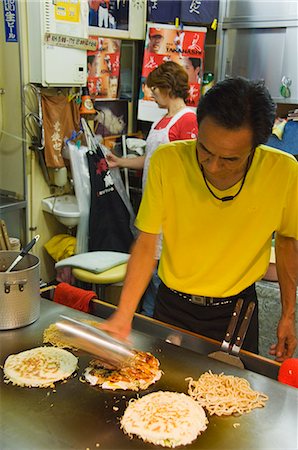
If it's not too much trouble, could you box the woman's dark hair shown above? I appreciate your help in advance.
[146,61,189,101]
[197,77,276,147]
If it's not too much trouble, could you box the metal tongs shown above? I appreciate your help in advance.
[209,299,255,368]
[56,315,135,369]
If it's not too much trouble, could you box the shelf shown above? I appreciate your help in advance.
[272,97,298,104]
[0,196,27,213]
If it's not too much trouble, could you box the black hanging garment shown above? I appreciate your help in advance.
[147,0,181,23]
[87,147,134,253]
[180,0,219,24]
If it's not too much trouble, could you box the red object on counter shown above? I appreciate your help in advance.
[53,282,97,313]
[278,358,298,388]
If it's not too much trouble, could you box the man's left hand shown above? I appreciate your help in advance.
[269,316,297,362]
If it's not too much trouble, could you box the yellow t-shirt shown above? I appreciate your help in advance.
[135,140,298,297]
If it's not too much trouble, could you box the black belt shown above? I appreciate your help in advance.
[166,283,255,307]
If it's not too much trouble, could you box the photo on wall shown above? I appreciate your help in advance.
[87,36,121,99]
[138,22,207,122]
[94,99,128,139]
[88,0,129,30]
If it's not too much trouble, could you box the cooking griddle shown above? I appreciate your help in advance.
[0,299,297,450]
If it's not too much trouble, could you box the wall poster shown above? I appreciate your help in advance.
[87,36,121,99]
[88,0,129,30]
[94,99,128,138]
[138,22,207,122]
[54,1,81,22]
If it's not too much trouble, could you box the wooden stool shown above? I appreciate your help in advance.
[72,263,127,300]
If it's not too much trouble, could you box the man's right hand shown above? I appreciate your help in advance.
[99,310,132,341]
[98,231,159,342]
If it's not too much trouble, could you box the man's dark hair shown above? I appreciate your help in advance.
[197,77,276,147]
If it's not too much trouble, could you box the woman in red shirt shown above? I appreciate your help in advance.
[107,61,198,189]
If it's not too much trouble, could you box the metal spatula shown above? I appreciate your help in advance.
[208,299,255,369]
[56,315,135,369]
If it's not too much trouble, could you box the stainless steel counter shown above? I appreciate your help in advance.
[1,299,297,450]
[90,299,282,380]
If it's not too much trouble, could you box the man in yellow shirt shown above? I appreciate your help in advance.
[101,77,298,361]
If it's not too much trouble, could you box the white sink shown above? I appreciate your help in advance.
[42,195,80,228]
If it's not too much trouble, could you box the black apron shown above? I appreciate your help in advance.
[154,282,259,354]
[87,147,134,253]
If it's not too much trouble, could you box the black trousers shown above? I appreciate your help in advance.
[153,282,259,354]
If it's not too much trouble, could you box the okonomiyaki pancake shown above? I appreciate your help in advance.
[3,346,78,388]
[121,391,208,447]
[83,350,162,390]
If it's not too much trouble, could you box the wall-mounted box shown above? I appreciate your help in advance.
[27,0,89,87]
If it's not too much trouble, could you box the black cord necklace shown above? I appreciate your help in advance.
[199,152,253,202]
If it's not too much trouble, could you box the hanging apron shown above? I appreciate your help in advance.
[142,107,195,189]
[87,146,134,253]
[41,94,80,168]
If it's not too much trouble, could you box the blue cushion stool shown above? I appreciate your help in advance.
[55,251,129,301]
[72,263,127,300]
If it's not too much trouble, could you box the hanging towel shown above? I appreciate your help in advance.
[53,282,97,312]
[41,94,80,168]
[44,234,77,262]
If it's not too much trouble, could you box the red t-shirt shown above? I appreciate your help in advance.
[154,112,198,141]
[89,0,100,11]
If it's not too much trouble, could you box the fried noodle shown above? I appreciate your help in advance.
[186,370,268,416]
[43,320,101,349]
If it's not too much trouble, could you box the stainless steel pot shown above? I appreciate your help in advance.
[0,251,40,330]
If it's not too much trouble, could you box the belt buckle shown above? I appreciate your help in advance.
[191,295,207,306]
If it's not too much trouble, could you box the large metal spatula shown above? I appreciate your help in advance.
[56,315,135,369]
[208,299,255,369]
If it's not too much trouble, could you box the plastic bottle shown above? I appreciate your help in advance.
[202,72,214,95]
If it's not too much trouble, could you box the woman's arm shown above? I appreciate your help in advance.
[106,153,146,170]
